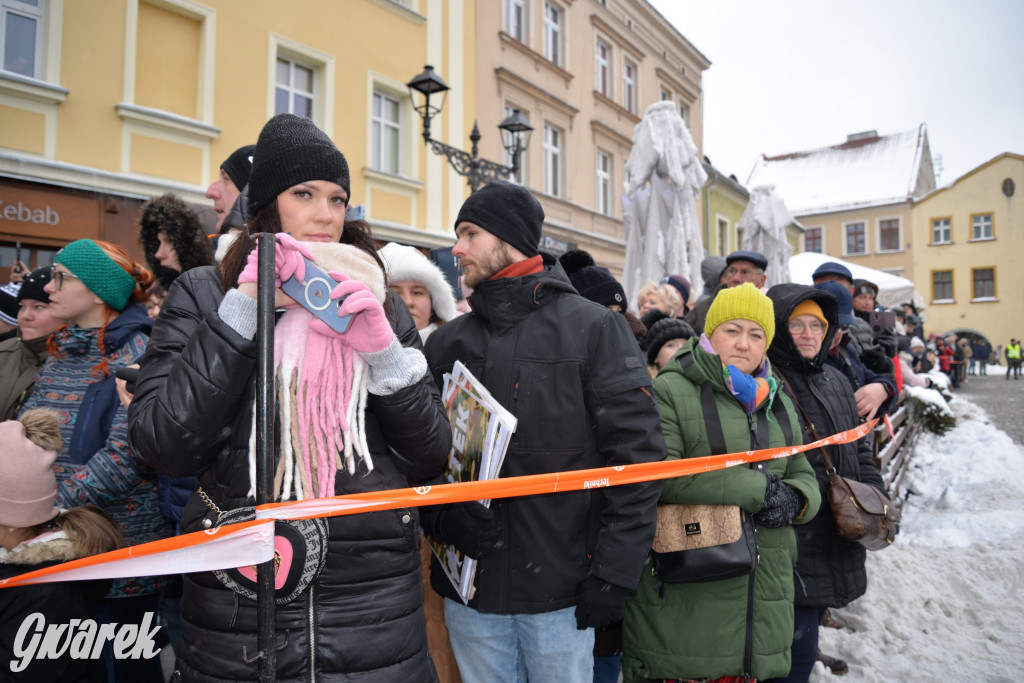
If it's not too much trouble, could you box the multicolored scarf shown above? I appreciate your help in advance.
[699,334,777,415]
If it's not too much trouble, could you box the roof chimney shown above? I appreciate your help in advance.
[847,130,878,143]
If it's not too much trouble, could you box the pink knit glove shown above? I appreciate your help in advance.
[237,233,314,287]
[309,273,393,352]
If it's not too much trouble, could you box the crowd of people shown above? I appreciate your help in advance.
[0,113,1016,683]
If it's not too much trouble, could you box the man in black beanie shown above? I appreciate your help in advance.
[206,143,255,231]
[423,181,666,680]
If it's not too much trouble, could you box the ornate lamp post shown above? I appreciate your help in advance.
[407,65,533,192]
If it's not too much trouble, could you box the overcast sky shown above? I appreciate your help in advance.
[648,0,1024,187]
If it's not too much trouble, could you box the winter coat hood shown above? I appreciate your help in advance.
[766,283,839,374]
[138,193,214,286]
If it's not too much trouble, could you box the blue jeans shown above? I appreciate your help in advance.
[444,599,595,683]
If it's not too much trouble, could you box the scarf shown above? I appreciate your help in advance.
[699,334,777,415]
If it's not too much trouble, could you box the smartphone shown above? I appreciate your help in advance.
[279,256,353,334]
[115,366,140,393]
[867,310,896,336]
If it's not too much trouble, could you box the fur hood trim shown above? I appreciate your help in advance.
[0,529,79,565]
[378,242,457,322]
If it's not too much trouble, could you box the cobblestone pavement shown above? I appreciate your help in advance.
[954,371,1024,446]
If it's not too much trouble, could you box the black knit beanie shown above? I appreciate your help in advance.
[454,181,543,258]
[220,144,256,191]
[643,311,696,366]
[16,266,51,304]
[248,115,350,215]
[569,266,626,309]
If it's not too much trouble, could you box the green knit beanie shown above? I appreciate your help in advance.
[55,239,137,311]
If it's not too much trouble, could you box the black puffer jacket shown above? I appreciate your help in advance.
[128,265,451,682]
[423,263,666,614]
[766,283,885,610]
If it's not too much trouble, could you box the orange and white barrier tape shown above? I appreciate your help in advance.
[1,419,876,588]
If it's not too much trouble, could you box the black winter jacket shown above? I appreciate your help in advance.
[766,283,885,610]
[423,263,666,614]
[128,265,451,682]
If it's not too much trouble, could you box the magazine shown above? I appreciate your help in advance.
[426,362,517,603]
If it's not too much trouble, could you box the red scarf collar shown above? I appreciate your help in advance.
[490,255,543,281]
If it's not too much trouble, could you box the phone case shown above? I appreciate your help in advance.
[279,257,353,334]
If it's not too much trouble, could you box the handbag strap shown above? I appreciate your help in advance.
[776,370,838,474]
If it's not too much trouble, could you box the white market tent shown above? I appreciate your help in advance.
[787,251,925,311]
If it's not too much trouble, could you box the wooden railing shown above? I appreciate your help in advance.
[871,391,923,504]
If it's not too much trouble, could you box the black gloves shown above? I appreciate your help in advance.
[433,501,502,560]
[574,576,630,630]
[872,332,899,359]
[754,472,804,529]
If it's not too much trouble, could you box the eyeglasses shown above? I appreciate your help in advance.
[725,266,763,278]
[788,320,826,335]
[50,265,81,290]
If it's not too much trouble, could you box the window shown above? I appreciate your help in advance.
[972,213,993,240]
[275,56,315,118]
[844,222,866,255]
[506,0,525,42]
[595,39,610,97]
[544,2,561,66]
[805,227,822,253]
[504,104,527,184]
[932,270,953,302]
[717,218,729,255]
[622,59,636,114]
[1,0,44,78]
[932,217,951,244]
[972,268,995,300]
[543,123,562,197]
[680,102,688,124]
[660,86,671,101]
[878,218,900,252]
[596,150,611,215]
[371,91,401,175]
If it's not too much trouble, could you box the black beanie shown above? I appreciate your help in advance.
[220,144,256,191]
[454,181,543,258]
[248,114,350,215]
[17,266,51,304]
[643,311,696,366]
[569,266,626,309]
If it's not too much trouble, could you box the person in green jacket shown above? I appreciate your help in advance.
[622,283,822,683]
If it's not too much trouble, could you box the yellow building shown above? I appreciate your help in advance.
[470,0,709,271]
[910,153,1023,347]
[746,126,936,279]
[0,0,472,268]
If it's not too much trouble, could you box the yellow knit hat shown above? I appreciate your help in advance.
[704,282,776,348]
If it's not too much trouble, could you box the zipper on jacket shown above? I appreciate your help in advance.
[308,582,317,682]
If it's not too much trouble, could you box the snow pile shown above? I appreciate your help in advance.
[813,397,1024,681]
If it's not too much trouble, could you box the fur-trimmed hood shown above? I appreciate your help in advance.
[0,529,79,566]
[378,242,457,323]
[139,193,214,285]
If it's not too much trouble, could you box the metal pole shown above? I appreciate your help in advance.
[255,233,277,680]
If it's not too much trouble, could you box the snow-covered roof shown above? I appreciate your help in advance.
[746,125,933,216]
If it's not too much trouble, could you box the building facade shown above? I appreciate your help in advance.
[910,153,1023,346]
[0,0,473,271]
[701,158,747,257]
[472,0,709,272]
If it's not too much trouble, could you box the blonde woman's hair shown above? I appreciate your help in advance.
[636,281,683,316]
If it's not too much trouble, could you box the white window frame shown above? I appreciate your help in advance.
[506,0,525,42]
[543,123,562,197]
[659,86,671,101]
[843,220,867,256]
[622,58,636,114]
[804,226,824,253]
[544,2,562,66]
[1,0,44,79]
[931,217,952,244]
[595,38,610,97]
[716,215,730,255]
[504,104,527,185]
[371,90,402,175]
[596,149,611,215]
[275,55,316,119]
[267,35,335,131]
[971,267,996,301]
[971,213,994,240]
[875,216,902,253]
[931,270,953,304]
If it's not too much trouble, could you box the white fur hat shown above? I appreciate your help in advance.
[379,242,457,323]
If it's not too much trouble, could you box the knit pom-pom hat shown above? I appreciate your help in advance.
[568,266,627,310]
[704,282,776,348]
[248,114,351,215]
[0,409,63,528]
[55,239,137,311]
[379,242,457,323]
[643,310,696,366]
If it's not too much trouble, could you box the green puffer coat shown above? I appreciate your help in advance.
[622,339,822,682]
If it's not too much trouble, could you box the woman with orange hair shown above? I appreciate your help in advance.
[20,238,170,683]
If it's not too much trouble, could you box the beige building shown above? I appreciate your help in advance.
[910,153,1023,346]
[746,126,936,279]
[0,0,473,269]
[471,0,709,271]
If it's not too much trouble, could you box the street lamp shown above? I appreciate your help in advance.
[407,65,533,192]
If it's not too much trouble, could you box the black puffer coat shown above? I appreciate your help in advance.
[765,283,885,610]
[423,263,665,614]
[128,265,451,682]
